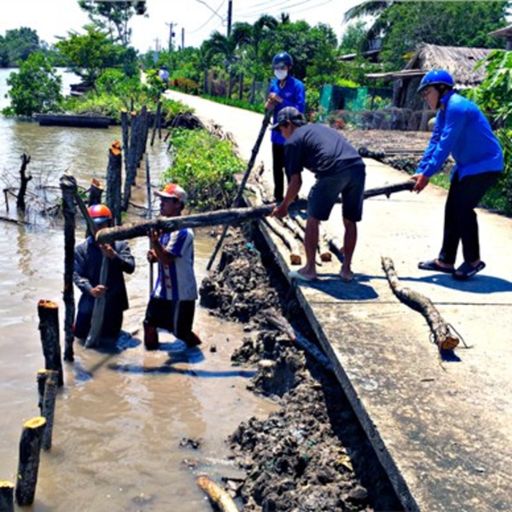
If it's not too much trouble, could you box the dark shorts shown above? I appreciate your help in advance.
[144,297,195,339]
[307,163,366,222]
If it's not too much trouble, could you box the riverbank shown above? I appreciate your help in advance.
[200,229,401,511]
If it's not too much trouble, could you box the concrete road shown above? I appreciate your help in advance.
[166,90,512,511]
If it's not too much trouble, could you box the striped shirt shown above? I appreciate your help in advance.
[152,229,198,301]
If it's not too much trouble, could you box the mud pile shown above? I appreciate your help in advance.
[200,229,401,511]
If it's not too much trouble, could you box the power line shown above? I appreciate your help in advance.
[189,0,226,33]
[237,0,293,18]
[194,0,226,22]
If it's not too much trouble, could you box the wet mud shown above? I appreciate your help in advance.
[200,227,402,511]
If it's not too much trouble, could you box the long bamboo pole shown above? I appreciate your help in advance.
[145,155,154,295]
[206,108,273,270]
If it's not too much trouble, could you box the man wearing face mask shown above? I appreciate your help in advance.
[265,51,306,203]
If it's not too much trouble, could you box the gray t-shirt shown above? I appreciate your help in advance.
[284,124,362,178]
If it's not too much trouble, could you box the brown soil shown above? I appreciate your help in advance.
[200,227,403,511]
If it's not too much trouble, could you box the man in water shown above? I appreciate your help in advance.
[143,183,202,350]
[73,204,135,342]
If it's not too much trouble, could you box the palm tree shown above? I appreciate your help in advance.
[247,15,278,102]
[343,1,396,51]
[206,23,252,97]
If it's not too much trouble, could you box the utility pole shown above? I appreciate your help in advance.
[227,0,233,38]
[181,27,185,50]
[166,22,177,52]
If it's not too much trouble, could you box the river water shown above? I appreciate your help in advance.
[0,69,274,511]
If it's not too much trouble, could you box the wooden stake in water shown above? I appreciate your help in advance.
[41,370,59,451]
[37,300,63,387]
[60,174,77,362]
[0,481,14,512]
[15,417,46,507]
[145,155,154,295]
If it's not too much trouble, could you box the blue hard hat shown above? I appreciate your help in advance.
[417,69,455,93]
[272,51,293,68]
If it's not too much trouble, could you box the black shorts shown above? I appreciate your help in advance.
[144,297,195,339]
[307,163,366,222]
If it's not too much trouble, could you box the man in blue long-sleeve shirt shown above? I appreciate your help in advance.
[413,69,503,280]
[266,51,305,202]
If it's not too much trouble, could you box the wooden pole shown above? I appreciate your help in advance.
[16,154,32,211]
[140,106,150,160]
[106,141,123,226]
[122,112,139,210]
[292,180,415,211]
[150,101,162,146]
[37,300,63,387]
[15,417,46,507]
[145,155,154,294]
[87,179,103,206]
[60,174,76,362]
[97,204,274,244]
[41,370,58,451]
[206,108,273,270]
[381,256,459,351]
[36,369,47,415]
[0,481,14,512]
[71,186,109,348]
[262,218,301,265]
[121,110,130,190]
[196,475,239,512]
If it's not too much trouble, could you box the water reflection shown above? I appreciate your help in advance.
[0,71,276,511]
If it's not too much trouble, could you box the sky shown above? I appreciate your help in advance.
[0,0,362,52]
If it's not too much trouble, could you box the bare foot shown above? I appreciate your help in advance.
[297,267,317,280]
[340,269,354,282]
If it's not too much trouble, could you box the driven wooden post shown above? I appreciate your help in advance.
[87,178,103,206]
[121,110,130,183]
[0,481,14,512]
[139,106,149,162]
[59,174,76,362]
[206,108,273,270]
[150,101,162,146]
[14,417,46,507]
[36,369,47,415]
[16,153,32,211]
[123,111,139,210]
[41,370,58,451]
[37,300,63,387]
[106,141,123,226]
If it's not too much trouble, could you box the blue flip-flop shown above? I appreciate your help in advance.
[418,259,454,274]
[453,261,486,280]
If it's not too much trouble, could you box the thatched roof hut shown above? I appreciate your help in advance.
[367,44,494,110]
[489,24,512,50]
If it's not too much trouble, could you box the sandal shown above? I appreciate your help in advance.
[453,261,486,280]
[418,259,454,274]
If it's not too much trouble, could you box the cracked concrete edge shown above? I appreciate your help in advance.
[252,216,420,512]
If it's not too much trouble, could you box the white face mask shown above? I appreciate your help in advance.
[274,69,288,81]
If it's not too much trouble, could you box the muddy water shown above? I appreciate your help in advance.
[0,69,275,511]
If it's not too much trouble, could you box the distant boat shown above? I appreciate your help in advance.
[34,113,113,128]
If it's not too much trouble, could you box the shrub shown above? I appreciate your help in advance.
[3,52,61,116]
[171,77,200,95]
[162,128,245,210]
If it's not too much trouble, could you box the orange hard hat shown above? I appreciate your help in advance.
[155,183,187,204]
[87,204,112,224]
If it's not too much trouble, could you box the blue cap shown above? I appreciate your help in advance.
[272,52,293,68]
